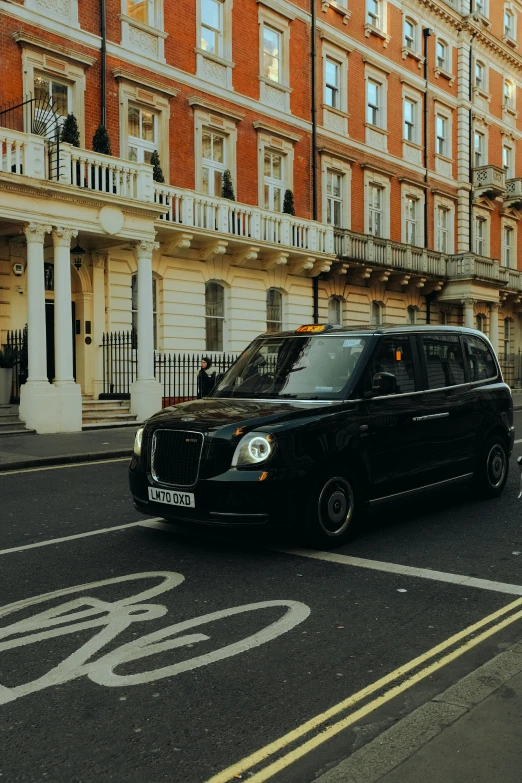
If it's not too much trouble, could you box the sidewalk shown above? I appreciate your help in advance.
[313,638,522,783]
[0,427,136,471]
[512,389,522,410]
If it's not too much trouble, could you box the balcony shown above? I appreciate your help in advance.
[473,165,506,199]
[505,178,522,209]
[446,253,505,286]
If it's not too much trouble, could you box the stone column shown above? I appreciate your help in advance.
[130,239,162,421]
[52,227,77,384]
[24,223,51,384]
[489,302,499,355]
[462,298,475,329]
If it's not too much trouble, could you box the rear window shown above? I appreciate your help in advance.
[463,335,498,381]
[421,334,466,389]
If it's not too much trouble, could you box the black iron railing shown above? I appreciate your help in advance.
[4,328,27,403]
[499,352,522,389]
[101,331,137,398]
[0,93,61,180]
[154,352,239,405]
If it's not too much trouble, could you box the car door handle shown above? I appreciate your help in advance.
[412,413,450,422]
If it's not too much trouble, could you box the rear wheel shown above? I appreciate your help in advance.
[474,436,509,499]
[303,474,359,548]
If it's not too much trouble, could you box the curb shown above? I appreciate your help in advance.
[0,449,131,472]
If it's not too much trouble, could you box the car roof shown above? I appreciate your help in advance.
[259,324,484,338]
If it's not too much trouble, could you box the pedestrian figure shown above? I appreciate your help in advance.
[197,356,216,398]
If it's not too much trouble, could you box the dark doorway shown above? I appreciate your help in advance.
[45,300,76,382]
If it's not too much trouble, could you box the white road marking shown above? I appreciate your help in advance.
[0,571,310,704]
[0,518,163,556]
[514,439,522,444]
[0,457,129,476]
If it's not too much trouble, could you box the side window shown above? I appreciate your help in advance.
[464,335,497,382]
[421,334,466,388]
[368,336,417,395]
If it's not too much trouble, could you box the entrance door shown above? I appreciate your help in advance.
[45,300,76,382]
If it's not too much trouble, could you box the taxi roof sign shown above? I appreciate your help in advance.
[296,324,332,333]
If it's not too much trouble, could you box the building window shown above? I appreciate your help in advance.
[33,74,71,134]
[367,80,380,126]
[436,115,447,156]
[205,282,225,351]
[437,206,450,253]
[505,9,514,39]
[266,288,283,332]
[440,310,447,325]
[368,184,383,237]
[404,98,416,142]
[201,130,226,197]
[436,40,448,70]
[126,0,154,25]
[264,151,284,212]
[504,79,515,108]
[476,0,487,16]
[325,58,340,109]
[405,197,418,245]
[475,216,486,256]
[328,296,343,325]
[326,170,343,227]
[475,61,485,90]
[503,144,514,178]
[131,273,158,349]
[504,318,512,356]
[407,306,417,325]
[503,225,514,267]
[370,301,383,325]
[201,0,223,55]
[476,313,486,333]
[367,0,382,29]
[404,18,416,50]
[474,131,485,168]
[128,105,157,164]
[263,25,281,83]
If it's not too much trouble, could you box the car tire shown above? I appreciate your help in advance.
[303,473,359,549]
[473,435,509,499]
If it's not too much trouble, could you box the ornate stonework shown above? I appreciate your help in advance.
[200,56,227,88]
[34,0,70,19]
[52,227,78,247]
[24,223,51,244]
[128,25,158,57]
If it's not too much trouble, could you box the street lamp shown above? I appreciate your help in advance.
[71,243,86,270]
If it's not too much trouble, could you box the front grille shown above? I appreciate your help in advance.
[151,429,204,487]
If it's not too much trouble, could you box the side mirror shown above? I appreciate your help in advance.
[371,372,397,397]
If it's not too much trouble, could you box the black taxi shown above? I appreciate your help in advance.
[129,324,514,547]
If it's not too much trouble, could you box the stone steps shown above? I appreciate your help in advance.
[0,405,35,437]
[81,399,137,430]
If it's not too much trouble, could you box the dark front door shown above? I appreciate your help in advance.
[45,300,76,383]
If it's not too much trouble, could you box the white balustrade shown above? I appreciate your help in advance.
[0,128,46,178]
[59,143,153,201]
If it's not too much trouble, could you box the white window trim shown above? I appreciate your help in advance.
[473,126,488,168]
[196,0,234,89]
[258,6,292,113]
[364,169,390,239]
[205,279,229,353]
[116,73,173,179]
[502,139,515,180]
[256,128,295,210]
[193,107,239,196]
[321,153,351,229]
[473,58,490,103]
[402,13,424,68]
[401,184,425,248]
[475,0,489,19]
[434,195,455,255]
[322,41,349,136]
[501,217,517,268]
[364,0,390,47]
[504,4,518,49]
[502,77,518,122]
[473,208,490,258]
[321,0,351,25]
[365,65,388,153]
[21,47,87,147]
[434,102,453,179]
[266,286,285,332]
[119,0,167,62]
[434,38,455,86]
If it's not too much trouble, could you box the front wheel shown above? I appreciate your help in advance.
[303,474,359,549]
[474,436,509,499]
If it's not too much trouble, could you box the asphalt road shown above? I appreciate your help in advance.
[1,415,522,783]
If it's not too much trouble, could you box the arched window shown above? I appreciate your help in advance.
[131,273,158,348]
[407,306,417,325]
[205,281,225,351]
[328,296,343,325]
[266,288,283,332]
[476,313,486,333]
[504,318,512,357]
[504,79,515,108]
[371,301,383,326]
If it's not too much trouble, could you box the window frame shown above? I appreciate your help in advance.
[263,149,285,212]
[504,78,515,109]
[196,0,233,88]
[474,129,486,168]
[503,141,515,179]
[370,300,383,326]
[365,170,390,239]
[403,97,417,143]
[205,280,226,353]
[256,127,295,211]
[321,154,351,229]
[501,219,517,268]
[420,333,468,391]
[504,6,517,44]
[474,212,489,257]
[127,104,159,165]
[201,128,227,197]
[258,7,291,112]
[325,56,341,110]
[328,296,343,326]
[200,0,224,57]
[404,17,416,51]
[193,105,239,198]
[463,334,499,384]
[266,288,284,333]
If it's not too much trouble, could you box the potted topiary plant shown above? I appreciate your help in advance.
[150,150,165,183]
[221,169,235,201]
[61,113,80,147]
[0,346,18,405]
[282,189,295,216]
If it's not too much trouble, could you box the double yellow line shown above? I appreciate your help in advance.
[206,597,522,783]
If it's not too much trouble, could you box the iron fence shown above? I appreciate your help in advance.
[154,352,239,406]
[101,331,137,398]
[0,93,61,180]
[3,328,27,403]
[499,352,522,389]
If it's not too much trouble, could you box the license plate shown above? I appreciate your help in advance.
[148,486,195,508]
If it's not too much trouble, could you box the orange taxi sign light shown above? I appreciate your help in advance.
[296,324,326,333]
[395,349,403,361]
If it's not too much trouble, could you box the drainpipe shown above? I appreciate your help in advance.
[423,28,433,250]
[311,0,319,323]
[100,0,107,128]
[469,28,477,252]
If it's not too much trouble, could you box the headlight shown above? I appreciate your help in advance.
[232,432,276,467]
[133,427,144,457]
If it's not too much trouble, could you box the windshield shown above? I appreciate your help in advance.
[213,334,370,400]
